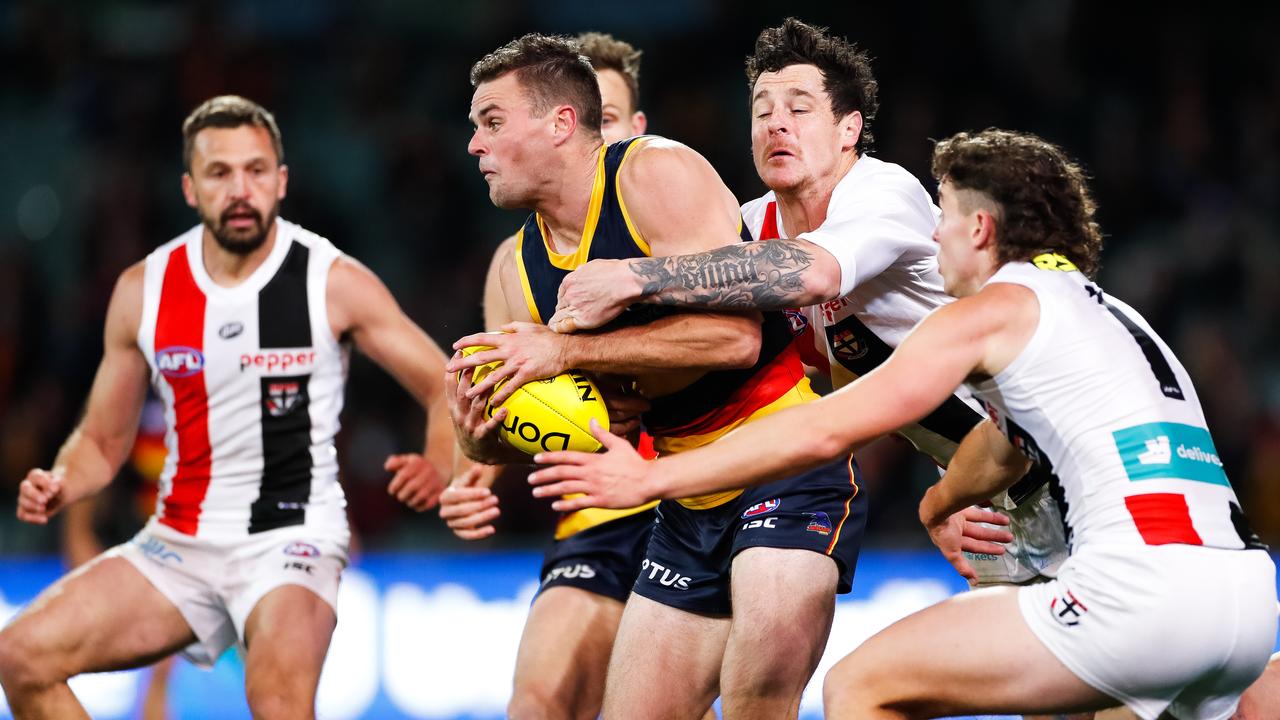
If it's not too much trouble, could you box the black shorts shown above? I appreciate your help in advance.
[537,508,657,602]
[633,456,866,615]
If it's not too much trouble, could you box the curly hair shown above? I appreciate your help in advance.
[745,18,879,154]
[932,129,1103,278]
[470,33,602,138]
[577,32,642,112]
[182,95,283,171]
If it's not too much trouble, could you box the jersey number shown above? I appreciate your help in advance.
[1086,285,1184,401]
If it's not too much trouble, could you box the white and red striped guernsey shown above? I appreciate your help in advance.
[137,219,349,539]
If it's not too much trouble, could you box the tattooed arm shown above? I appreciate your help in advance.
[548,238,842,333]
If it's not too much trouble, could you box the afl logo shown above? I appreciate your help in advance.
[283,542,320,557]
[156,346,205,378]
[784,309,809,336]
[742,498,780,518]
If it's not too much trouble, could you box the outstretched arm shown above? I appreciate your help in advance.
[528,290,1015,510]
[18,264,149,524]
[328,257,452,511]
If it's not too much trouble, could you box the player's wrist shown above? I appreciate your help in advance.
[918,485,951,529]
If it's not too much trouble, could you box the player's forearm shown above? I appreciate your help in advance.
[630,239,839,311]
[564,313,760,375]
[424,396,456,480]
[643,401,869,501]
[50,429,129,505]
[921,422,1029,526]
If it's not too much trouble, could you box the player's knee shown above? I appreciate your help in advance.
[245,676,314,720]
[823,654,889,719]
[0,622,65,691]
[508,683,595,720]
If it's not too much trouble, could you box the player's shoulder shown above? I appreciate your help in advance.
[843,155,931,197]
[142,224,201,265]
[827,154,937,224]
[278,218,342,257]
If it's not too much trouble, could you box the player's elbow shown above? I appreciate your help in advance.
[809,425,855,465]
[805,248,844,304]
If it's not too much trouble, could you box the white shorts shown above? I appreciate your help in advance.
[108,519,349,667]
[1018,544,1277,720]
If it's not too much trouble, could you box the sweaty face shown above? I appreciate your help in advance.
[184,125,285,256]
[597,68,646,145]
[750,64,856,195]
[468,74,551,210]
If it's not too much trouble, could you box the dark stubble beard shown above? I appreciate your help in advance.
[202,201,279,256]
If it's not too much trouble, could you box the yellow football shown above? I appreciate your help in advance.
[458,345,610,456]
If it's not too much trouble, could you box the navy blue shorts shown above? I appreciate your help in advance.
[537,508,657,602]
[633,456,865,615]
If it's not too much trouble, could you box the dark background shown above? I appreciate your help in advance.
[2,1,1277,554]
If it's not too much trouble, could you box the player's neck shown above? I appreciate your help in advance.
[535,143,602,254]
[201,221,278,287]
[774,151,859,236]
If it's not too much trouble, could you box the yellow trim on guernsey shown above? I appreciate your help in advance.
[661,375,820,510]
[513,226,543,324]
[541,146,609,270]
[554,500,660,541]
[615,137,653,256]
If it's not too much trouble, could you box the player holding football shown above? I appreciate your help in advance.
[450,33,866,718]
[439,32,669,720]
[530,128,1278,719]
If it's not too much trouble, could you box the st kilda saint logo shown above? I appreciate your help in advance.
[266,380,302,417]
[1049,587,1089,627]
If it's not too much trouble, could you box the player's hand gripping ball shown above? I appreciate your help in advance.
[458,345,610,456]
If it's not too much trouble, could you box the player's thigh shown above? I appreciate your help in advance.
[242,584,337,697]
[603,593,729,720]
[825,586,1115,717]
[513,586,624,700]
[726,547,837,679]
[0,555,195,678]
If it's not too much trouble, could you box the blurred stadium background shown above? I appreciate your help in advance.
[1,1,1277,717]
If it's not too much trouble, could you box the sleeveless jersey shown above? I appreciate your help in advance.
[517,136,818,536]
[137,219,349,540]
[969,257,1264,552]
[742,158,1068,581]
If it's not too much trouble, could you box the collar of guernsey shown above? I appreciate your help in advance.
[516,137,818,523]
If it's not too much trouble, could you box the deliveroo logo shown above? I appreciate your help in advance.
[1114,422,1228,486]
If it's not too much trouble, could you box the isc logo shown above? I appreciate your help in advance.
[495,413,572,452]
[156,346,205,378]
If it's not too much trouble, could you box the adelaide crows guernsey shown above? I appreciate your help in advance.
[138,219,349,540]
[517,137,818,535]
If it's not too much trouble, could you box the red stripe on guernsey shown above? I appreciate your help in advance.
[759,203,830,373]
[759,201,780,242]
[155,247,212,535]
[656,341,807,438]
[1124,493,1203,546]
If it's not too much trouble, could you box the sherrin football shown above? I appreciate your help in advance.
[459,345,610,456]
